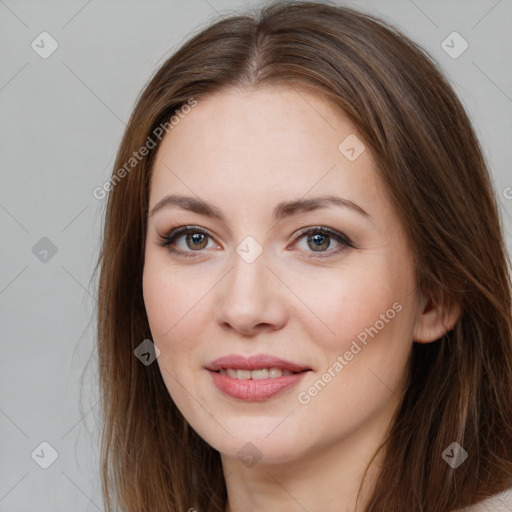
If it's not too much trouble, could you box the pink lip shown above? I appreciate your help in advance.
[206,354,311,373]
[206,354,311,401]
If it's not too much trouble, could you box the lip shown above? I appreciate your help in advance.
[206,354,311,373]
[206,354,311,401]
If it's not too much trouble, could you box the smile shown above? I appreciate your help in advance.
[206,354,312,401]
[218,367,296,379]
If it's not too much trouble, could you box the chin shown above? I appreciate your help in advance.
[193,417,311,466]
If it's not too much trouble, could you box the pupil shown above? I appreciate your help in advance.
[188,233,206,249]
[310,234,329,251]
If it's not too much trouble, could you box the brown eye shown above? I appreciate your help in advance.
[157,226,216,258]
[185,232,208,250]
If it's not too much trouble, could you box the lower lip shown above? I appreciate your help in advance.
[208,370,309,401]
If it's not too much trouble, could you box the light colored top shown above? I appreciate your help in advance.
[461,488,512,511]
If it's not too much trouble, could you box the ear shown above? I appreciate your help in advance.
[413,290,461,343]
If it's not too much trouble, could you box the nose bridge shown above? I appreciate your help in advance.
[225,243,269,310]
[215,240,286,333]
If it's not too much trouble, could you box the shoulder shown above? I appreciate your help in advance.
[460,488,512,511]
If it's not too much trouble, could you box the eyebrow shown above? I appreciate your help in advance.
[149,193,369,222]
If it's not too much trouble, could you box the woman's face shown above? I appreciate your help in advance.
[143,85,421,465]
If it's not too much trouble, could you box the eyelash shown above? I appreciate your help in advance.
[157,225,354,260]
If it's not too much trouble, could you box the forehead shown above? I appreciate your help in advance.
[149,86,383,217]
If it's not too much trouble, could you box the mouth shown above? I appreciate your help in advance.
[206,354,311,401]
[214,367,300,379]
[206,353,311,374]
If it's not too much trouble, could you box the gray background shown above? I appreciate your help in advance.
[0,0,511,510]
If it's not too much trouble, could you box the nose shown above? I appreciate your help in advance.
[214,249,288,336]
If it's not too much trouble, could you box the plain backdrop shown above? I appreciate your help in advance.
[0,0,511,510]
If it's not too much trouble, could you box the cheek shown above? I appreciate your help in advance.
[292,263,405,349]
[291,257,416,402]
[314,266,415,395]
[142,260,203,400]
[143,256,195,343]
[143,266,174,340]
[293,272,414,425]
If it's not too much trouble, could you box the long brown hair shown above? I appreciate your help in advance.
[93,1,512,510]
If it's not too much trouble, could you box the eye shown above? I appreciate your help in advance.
[291,226,354,258]
[156,225,218,258]
[157,225,354,259]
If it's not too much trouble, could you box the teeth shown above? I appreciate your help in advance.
[237,369,252,379]
[219,367,297,379]
[251,368,269,380]
[269,368,282,378]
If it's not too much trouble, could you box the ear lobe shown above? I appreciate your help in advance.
[413,293,461,344]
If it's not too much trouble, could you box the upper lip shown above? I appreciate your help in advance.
[206,354,311,373]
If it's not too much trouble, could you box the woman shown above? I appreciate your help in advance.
[94,1,512,510]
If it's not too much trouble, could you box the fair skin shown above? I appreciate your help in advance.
[142,85,460,512]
